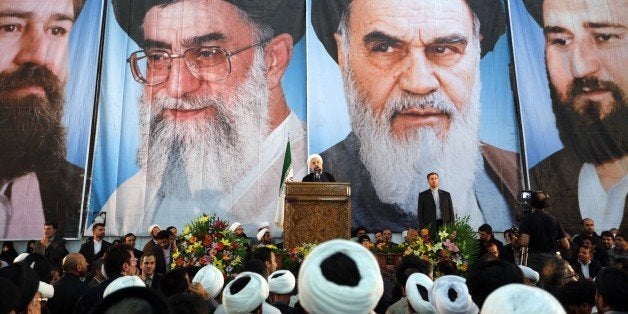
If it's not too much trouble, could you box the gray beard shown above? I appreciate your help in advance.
[137,50,270,199]
[342,65,482,212]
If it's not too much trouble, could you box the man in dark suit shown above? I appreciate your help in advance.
[47,253,89,314]
[32,222,69,270]
[150,230,174,274]
[572,246,602,280]
[78,223,111,270]
[418,173,454,230]
[140,253,162,291]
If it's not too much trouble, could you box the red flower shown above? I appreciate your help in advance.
[214,220,226,229]
[202,235,213,247]
[215,243,225,251]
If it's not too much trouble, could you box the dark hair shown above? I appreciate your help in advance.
[543,257,572,288]
[44,221,58,229]
[252,247,273,263]
[466,260,524,308]
[596,268,628,311]
[161,268,189,297]
[141,253,156,263]
[581,218,594,225]
[91,286,172,314]
[556,280,595,308]
[530,191,550,209]
[437,260,458,276]
[355,226,368,234]
[123,233,136,241]
[92,223,105,231]
[616,233,625,241]
[358,235,371,243]
[478,224,493,234]
[22,253,52,283]
[169,292,206,314]
[601,231,614,238]
[395,255,434,287]
[241,259,268,279]
[155,230,173,240]
[426,172,439,179]
[104,244,132,277]
[166,226,177,231]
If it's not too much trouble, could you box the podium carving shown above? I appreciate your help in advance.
[283,182,351,249]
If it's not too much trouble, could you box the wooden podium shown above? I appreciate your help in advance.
[283,182,351,249]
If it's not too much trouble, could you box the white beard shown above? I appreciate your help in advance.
[343,64,482,213]
[137,50,270,199]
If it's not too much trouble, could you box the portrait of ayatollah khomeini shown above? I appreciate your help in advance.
[312,0,522,232]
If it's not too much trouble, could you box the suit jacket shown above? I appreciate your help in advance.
[47,273,88,314]
[145,273,163,291]
[530,148,628,235]
[150,245,168,275]
[321,132,521,232]
[75,275,120,313]
[33,236,69,269]
[418,189,454,228]
[571,259,602,279]
[79,239,111,266]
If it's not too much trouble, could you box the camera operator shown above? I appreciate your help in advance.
[519,191,570,274]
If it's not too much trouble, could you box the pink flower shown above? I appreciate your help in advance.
[443,239,459,253]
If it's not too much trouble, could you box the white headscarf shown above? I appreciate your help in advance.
[482,284,565,314]
[257,222,270,231]
[222,272,268,314]
[298,239,383,314]
[307,154,323,170]
[193,264,225,298]
[268,270,296,295]
[429,275,478,314]
[147,224,161,235]
[405,273,436,314]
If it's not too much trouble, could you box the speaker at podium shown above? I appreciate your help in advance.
[282,182,351,249]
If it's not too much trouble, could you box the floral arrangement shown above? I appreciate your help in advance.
[171,213,249,276]
[281,243,318,271]
[402,217,479,276]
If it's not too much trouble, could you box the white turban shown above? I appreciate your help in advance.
[147,224,161,235]
[405,273,436,314]
[38,282,54,299]
[193,264,225,298]
[429,275,478,314]
[257,222,270,231]
[518,265,540,284]
[103,275,146,297]
[268,270,296,295]
[222,272,269,314]
[14,253,29,263]
[298,239,383,314]
[229,222,242,233]
[402,230,408,238]
[256,228,269,242]
[482,284,566,314]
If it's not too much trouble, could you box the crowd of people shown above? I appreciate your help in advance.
[0,212,626,314]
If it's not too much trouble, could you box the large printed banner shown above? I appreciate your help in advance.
[511,0,627,234]
[89,0,307,236]
[3,0,625,240]
[0,0,102,239]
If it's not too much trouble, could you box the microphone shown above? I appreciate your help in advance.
[314,167,321,181]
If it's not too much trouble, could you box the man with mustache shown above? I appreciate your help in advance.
[0,0,85,238]
[100,0,307,235]
[525,0,627,235]
[312,0,522,232]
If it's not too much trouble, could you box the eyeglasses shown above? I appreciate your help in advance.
[127,40,268,86]
[562,273,579,281]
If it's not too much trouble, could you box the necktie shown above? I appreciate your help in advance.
[145,277,152,287]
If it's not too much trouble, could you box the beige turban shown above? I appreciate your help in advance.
[222,272,269,314]
[482,284,565,314]
[298,239,383,314]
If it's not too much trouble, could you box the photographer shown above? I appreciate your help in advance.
[519,191,570,274]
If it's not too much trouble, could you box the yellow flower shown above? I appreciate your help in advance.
[199,216,209,223]
[183,226,191,235]
[220,239,230,246]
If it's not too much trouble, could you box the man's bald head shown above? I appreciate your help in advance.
[62,253,88,276]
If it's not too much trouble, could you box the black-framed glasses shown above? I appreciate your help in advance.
[562,273,579,281]
[127,40,267,86]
